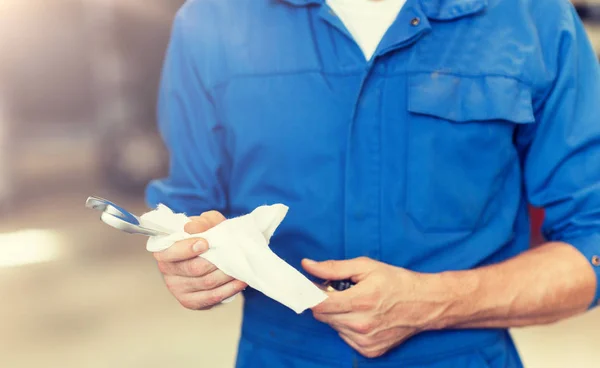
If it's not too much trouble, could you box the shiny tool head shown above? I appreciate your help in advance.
[85,196,169,237]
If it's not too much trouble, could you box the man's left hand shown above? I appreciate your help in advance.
[302,257,458,358]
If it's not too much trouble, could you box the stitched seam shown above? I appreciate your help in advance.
[207,69,534,92]
[405,70,534,88]
[209,69,360,91]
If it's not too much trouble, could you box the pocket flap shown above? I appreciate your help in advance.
[408,73,535,124]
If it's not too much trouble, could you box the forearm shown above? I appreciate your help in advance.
[434,242,597,330]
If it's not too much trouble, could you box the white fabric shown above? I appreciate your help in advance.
[326,0,406,60]
[141,204,328,314]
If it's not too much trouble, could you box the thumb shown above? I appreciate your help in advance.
[301,257,374,281]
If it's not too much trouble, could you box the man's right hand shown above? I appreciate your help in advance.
[153,210,248,310]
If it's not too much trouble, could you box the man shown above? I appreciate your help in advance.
[146,0,600,366]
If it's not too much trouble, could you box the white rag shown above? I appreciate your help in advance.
[140,204,327,314]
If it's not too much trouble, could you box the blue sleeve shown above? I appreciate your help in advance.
[145,13,229,216]
[520,5,600,309]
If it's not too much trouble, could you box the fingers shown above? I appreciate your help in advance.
[163,270,234,293]
[312,292,355,314]
[339,332,363,352]
[157,256,218,277]
[153,209,242,311]
[318,314,377,336]
[185,210,226,234]
[313,306,375,335]
[301,257,374,282]
[177,280,248,310]
[153,238,208,263]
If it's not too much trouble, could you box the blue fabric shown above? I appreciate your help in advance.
[146,0,600,366]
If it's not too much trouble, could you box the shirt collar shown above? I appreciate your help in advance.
[277,0,487,20]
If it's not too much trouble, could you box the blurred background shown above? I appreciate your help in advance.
[0,1,598,367]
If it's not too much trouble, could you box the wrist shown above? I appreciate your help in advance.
[423,270,483,330]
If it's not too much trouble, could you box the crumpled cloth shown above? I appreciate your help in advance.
[140,204,327,314]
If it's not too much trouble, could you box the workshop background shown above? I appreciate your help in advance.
[0,1,599,367]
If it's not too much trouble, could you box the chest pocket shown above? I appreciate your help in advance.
[405,73,535,232]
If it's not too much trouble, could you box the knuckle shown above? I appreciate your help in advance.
[351,297,373,311]
[348,321,363,333]
[200,274,219,290]
[197,216,211,225]
[190,261,206,277]
[181,261,194,276]
[356,256,372,267]
[372,291,382,304]
[369,287,383,302]
[207,291,225,306]
[194,216,211,229]
[356,256,375,268]
[183,260,203,277]
[311,304,324,314]
[197,259,215,275]
[312,311,326,322]
[185,218,210,234]
[202,210,226,222]
[184,221,202,234]
[351,320,374,334]
[353,334,372,348]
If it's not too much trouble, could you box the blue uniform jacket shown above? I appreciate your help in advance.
[147,0,600,366]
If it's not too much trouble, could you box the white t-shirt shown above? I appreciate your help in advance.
[326,0,406,61]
